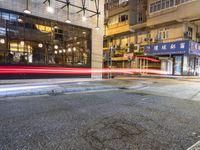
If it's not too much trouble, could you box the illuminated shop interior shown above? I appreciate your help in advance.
[0,9,92,67]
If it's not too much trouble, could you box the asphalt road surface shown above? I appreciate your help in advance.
[1,83,200,150]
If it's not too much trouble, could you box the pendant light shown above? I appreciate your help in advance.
[24,0,32,14]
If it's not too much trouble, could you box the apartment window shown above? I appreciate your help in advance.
[137,12,143,22]
[150,0,175,13]
[188,27,193,38]
[158,28,169,40]
[180,0,190,3]
[175,0,190,5]
[118,14,128,22]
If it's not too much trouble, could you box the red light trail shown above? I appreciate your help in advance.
[0,66,168,75]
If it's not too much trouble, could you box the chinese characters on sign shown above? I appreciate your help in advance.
[144,40,191,56]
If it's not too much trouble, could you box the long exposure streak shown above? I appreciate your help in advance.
[0,66,168,75]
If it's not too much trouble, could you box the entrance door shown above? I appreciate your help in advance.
[161,58,173,75]
[174,56,183,75]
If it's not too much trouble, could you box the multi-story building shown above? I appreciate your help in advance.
[0,0,104,79]
[144,0,200,75]
[104,0,160,71]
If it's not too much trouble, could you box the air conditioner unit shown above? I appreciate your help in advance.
[184,31,192,38]
[134,44,140,53]
[144,38,153,42]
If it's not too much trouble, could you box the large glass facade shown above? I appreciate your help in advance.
[0,9,92,67]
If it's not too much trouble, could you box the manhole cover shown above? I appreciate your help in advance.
[82,118,145,150]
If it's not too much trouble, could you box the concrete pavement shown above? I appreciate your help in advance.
[1,88,200,149]
[1,77,200,101]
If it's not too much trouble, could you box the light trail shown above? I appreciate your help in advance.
[0,66,168,75]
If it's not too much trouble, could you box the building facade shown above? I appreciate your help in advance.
[144,0,200,75]
[104,0,160,71]
[104,0,200,76]
[0,0,104,78]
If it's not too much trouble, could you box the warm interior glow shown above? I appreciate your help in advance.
[35,24,52,33]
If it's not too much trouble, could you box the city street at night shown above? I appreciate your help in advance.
[1,0,200,149]
[1,77,200,150]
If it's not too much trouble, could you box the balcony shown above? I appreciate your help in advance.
[107,3,129,17]
[105,21,130,36]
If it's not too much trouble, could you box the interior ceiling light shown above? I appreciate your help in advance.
[94,0,100,30]
[65,19,71,23]
[38,43,43,48]
[73,47,76,51]
[44,0,54,14]
[53,24,59,29]
[43,0,101,30]
[54,45,58,49]
[24,0,32,14]
[17,17,23,22]
[68,48,72,52]
[64,0,71,23]
[95,26,100,30]
[47,6,54,14]
[82,15,87,21]
[20,41,25,46]
[0,39,5,44]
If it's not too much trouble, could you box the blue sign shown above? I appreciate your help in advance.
[189,41,200,56]
[144,40,190,55]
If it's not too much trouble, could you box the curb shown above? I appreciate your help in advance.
[114,75,200,80]
[0,86,116,97]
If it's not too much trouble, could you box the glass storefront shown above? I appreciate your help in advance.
[174,56,182,75]
[0,9,92,67]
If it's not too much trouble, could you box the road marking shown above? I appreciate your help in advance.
[187,140,200,150]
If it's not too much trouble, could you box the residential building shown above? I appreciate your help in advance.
[144,0,200,75]
[104,0,160,71]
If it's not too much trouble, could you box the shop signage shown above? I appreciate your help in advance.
[189,41,200,56]
[144,40,189,55]
[144,40,200,56]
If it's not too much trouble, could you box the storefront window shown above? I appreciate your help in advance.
[0,9,92,67]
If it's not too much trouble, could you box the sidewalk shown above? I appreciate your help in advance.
[114,74,200,80]
[0,78,147,97]
[0,78,116,97]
